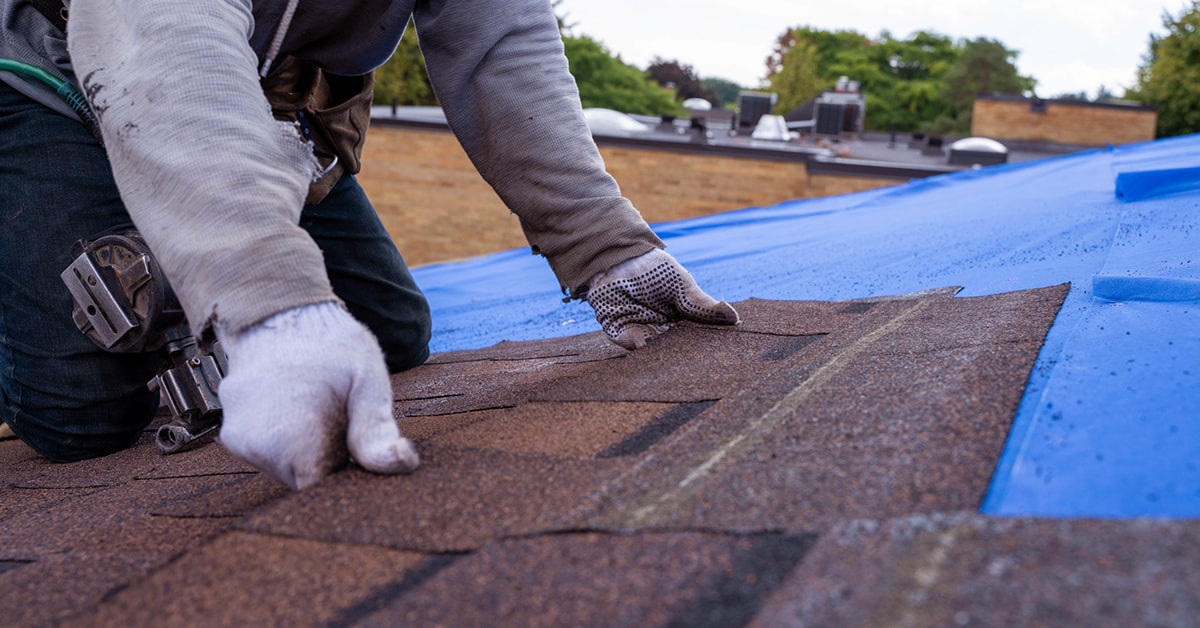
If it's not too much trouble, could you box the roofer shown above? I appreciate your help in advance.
[0,0,739,488]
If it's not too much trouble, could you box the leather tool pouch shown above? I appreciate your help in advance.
[261,56,374,205]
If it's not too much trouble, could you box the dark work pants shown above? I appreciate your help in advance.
[0,82,430,462]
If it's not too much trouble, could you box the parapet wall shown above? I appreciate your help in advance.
[972,95,1157,147]
[358,123,909,266]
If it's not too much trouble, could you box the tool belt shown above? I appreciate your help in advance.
[260,56,374,205]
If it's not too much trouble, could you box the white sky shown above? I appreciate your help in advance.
[559,0,1179,98]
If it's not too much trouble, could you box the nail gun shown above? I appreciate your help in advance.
[59,228,225,454]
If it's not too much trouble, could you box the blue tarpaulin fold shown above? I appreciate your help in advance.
[1113,134,1200,201]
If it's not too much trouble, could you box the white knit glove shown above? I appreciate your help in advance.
[585,249,740,350]
[215,302,418,490]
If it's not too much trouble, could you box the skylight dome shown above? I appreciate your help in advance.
[950,137,1009,153]
[582,108,651,136]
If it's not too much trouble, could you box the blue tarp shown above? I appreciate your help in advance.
[411,133,1200,519]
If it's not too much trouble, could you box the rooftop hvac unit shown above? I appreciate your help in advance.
[737,91,776,130]
[811,88,866,137]
[815,103,844,136]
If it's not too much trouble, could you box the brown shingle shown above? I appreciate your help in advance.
[68,531,428,627]
[237,444,627,553]
[6,284,1197,626]
[753,512,1200,627]
[357,531,818,627]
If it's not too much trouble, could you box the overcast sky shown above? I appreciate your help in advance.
[559,0,1177,98]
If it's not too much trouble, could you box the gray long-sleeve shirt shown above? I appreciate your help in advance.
[2,0,663,337]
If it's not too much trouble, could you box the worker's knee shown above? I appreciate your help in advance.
[376,296,432,374]
[0,333,160,462]
[2,389,159,462]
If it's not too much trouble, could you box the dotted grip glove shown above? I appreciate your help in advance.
[585,249,740,350]
[215,302,419,490]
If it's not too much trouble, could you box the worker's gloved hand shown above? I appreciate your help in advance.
[585,248,739,350]
[214,301,418,490]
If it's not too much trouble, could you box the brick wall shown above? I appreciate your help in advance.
[972,96,1157,147]
[357,124,903,266]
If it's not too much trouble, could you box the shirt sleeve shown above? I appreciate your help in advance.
[414,0,664,294]
[66,0,337,336]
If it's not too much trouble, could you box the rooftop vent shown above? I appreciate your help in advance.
[751,115,793,141]
[922,135,945,156]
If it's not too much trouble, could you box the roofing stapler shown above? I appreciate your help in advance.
[59,228,226,454]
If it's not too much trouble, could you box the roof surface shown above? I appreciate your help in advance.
[415,133,1200,520]
[6,285,1198,626]
[5,126,1200,625]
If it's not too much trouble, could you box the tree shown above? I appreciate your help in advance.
[767,26,893,124]
[373,19,436,106]
[941,38,1031,103]
[893,32,958,127]
[1052,90,1091,102]
[884,31,958,82]
[373,8,678,116]
[821,32,912,130]
[766,26,870,80]
[868,30,959,130]
[929,38,1033,134]
[768,37,823,114]
[1049,87,1119,102]
[764,26,961,131]
[1131,1,1200,137]
[702,78,743,109]
[646,58,722,106]
[562,35,679,115]
[763,26,1035,133]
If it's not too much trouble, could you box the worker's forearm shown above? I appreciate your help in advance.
[416,0,663,292]
[67,0,336,337]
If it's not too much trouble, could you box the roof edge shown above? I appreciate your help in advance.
[975,92,1157,113]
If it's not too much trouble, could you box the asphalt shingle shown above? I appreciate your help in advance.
[4,284,1197,626]
[752,513,1200,627]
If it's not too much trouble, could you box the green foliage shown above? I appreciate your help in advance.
[875,31,961,129]
[766,27,871,79]
[371,11,679,116]
[702,78,744,109]
[372,20,436,106]
[919,109,972,136]
[1133,1,1200,137]
[646,58,723,107]
[770,38,822,114]
[562,35,679,115]
[884,31,958,81]
[1052,90,1092,102]
[1095,85,1120,102]
[940,38,1032,106]
[1051,88,1121,102]
[765,25,1031,133]
[371,9,681,117]
[930,38,1033,134]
